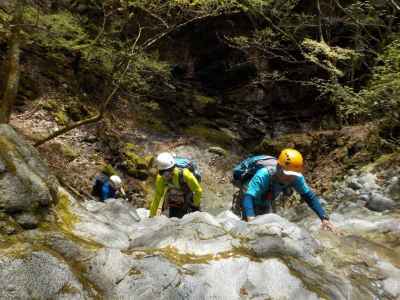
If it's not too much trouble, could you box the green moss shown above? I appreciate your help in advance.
[102,164,117,176]
[24,8,87,51]
[195,95,216,105]
[0,213,22,235]
[122,144,152,179]
[54,110,70,126]
[184,125,234,147]
[138,114,170,133]
[128,267,143,276]
[361,152,400,173]
[126,245,261,267]
[193,94,216,112]
[49,142,79,162]
[57,283,81,295]
[0,136,17,174]
[254,133,314,155]
[55,191,79,232]
[125,143,142,153]
[41,99,59,112]
[140,101,160,111]
[0,233,31,259]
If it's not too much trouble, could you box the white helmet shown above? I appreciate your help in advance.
[156,152,175,170]
[109,175,122,188]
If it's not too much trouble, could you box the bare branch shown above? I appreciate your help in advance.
[316,0,325,42]
[71,2,108,51]
[388,0,400,11]
[332,0,379,43]
[35,28,143,147]
[142,12,243,50]
[134,5,169,29]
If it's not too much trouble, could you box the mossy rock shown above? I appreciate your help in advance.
[0,212,21,235]
[127,168,149,180]
[124,143,142,153]
[192,94,217,113]
[184,125,235,147]
[41,99,60,112]
[54,110,70,126]
[55,190,79,231]
[65,102,91,122]
[123,144,152,168]
[254,134,306,155]
[361,152,400,173]
[208,146,227,157]
[102,164,117,176]
[122,144,153,180]
[0,136,17,174]
[142,117,170,133]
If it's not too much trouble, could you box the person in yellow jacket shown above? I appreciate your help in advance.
[150,152,202,218]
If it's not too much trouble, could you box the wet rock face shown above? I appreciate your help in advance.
[0,127,399,299]
[18,186,396,299]
[0,125,58,227]
[1,182,399,299]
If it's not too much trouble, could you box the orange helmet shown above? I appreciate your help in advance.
[278,148,303,175]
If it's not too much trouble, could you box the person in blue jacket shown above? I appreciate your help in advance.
[242,148,336,232]
[100,175,125,202]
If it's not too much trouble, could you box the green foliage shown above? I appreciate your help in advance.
[124,0,276,16]
[24,8,87,51]
[321,37,400,135]
[118,52,170,94]
[360,38,400,115]
[23,6,117,73]
[302,39,359,78]
[127,0,239,13]
[0,9,12,37]
[318,82,367,122]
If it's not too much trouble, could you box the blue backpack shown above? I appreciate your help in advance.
[91,173,109,197]
[233,155,277,184]
[175,156,202,182]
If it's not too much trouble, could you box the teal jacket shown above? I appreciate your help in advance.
[243,168,327,219]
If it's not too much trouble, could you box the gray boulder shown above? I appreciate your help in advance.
[0,125,58,227]
[0,250,89,299]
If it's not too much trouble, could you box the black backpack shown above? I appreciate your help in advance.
[232,155,277,186]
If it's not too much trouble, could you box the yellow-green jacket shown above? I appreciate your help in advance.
[149,167,202,217]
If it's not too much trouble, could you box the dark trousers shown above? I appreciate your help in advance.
[169,206,190,218]
[165,189,194,218]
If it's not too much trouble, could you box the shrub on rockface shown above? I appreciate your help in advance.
[320,37,400,147]
[17,4,170,100]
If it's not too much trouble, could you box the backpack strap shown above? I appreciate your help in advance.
[178,169,193,209]
[178,169,190,192]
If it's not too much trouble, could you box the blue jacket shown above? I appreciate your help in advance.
[100,180,116,202]
[242,168,326,219]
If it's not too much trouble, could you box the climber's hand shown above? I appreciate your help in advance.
[321,219,341,235]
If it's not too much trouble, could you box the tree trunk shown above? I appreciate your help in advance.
[0,0,24,124]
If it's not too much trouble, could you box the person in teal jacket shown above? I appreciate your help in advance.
[150,152,202,218]
[242,149,336,232]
